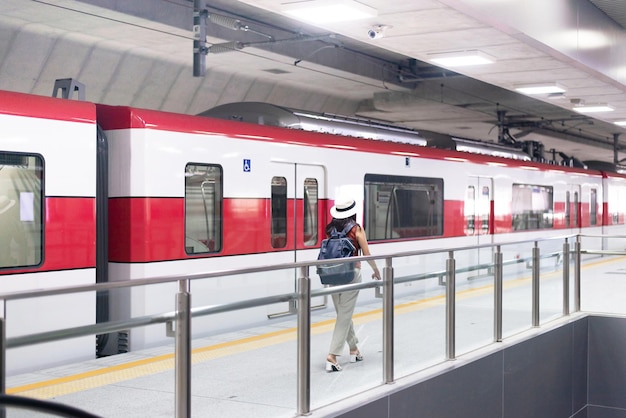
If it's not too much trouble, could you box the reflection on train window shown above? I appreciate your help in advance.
[512,184,553,231]
[184,164,222,254]
[590,189,597,226]
[0,152,43,269]
[365,174,443,240]
[271,176,287,248]
[303,178,318,246]
[465,186,475,234]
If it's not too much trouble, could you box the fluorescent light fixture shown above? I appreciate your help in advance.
[514,82,566,95]
[391,151,421,157]
[573,104,614,113]
[428,50,495,67]
[282,0,378,23]
[615,121,626,126]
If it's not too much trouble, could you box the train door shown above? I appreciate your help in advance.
[565,185,581,231]
[268,162,326,317]
[465,177,494,274]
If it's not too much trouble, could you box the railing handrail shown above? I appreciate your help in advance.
[3,242,585,350]
[0,234,578,302]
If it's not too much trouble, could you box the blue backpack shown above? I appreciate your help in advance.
[317,222,357,285]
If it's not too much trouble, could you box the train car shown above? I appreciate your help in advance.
[2,90,626,372]
[94,103,614,354]
[0,91,99,374]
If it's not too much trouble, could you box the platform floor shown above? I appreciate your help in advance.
[5,255,626,418]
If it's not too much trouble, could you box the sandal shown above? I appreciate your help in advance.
[350,351,363,363]
[326,359,342,372]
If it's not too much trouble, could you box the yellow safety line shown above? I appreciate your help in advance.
[9,254,625,399]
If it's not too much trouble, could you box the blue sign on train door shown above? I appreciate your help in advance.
[243,159,251,172]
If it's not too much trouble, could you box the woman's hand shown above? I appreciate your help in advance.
[372,271,381,280]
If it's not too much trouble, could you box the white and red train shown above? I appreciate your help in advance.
[1,89,624,374]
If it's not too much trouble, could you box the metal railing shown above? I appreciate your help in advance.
[1,233,625,417]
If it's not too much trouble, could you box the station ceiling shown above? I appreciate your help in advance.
[3,0,626,165]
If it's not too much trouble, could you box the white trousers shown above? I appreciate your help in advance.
[328,269,361,356]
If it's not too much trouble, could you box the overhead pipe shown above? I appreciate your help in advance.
[208,12,273,40]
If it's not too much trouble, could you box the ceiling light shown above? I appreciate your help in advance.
[427,50,495,67]
[573,104,614,113]
[614,121,626,126]
[282,0,378,24]
[514,82,566,95]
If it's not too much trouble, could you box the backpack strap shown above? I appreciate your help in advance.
[339,221,356,237]
[340,221,358,256]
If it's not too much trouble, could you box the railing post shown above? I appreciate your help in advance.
[0,317,4,418]
[494,246,503,342]
[532,242,540,327]
[574,236,581,312]
[446,251,456,360]
[297,266,311,416]
[0,317,4,392]
[382,257,394,384]
[175,279,191,418]
[563,238,570,315]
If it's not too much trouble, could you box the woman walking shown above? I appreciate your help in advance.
[325,199,381,372]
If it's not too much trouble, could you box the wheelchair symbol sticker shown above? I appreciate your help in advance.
[243,159,251,172]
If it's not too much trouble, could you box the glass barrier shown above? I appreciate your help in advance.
[579,235,626,314]
[536,239,565,325]
[393,252,446,380]
[500,241,534,339]
[453,247,494,357]
[190,269,298,416]
[5,283,178,417]
[4,233,626,417]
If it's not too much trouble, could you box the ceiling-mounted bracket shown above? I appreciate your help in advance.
[192,0,208,77]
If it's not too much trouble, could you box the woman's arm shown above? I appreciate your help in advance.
[355,225,381,280]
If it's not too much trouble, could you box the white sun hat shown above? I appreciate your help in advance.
[330,199,357,219]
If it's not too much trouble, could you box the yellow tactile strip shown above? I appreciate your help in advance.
[8,255,620,399]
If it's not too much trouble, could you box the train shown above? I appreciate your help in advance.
[1,89,626,375]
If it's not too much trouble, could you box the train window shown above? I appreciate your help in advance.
[590,189,597,226]
[480,186,490,231]
[303,178,318,246]
[0,152,43,269]
[184,164,222,254]
[465,186,475,234]
[573,191,579,227]
[512,184,553,231]
[565,191,570,227]
[271,176,287,248]
[365,174,443,240]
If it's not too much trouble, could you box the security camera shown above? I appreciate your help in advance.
[368,25,384,40]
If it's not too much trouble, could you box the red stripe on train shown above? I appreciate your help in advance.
[109,197,467,263]
[109,197,286,262]
[0,197,96,274]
